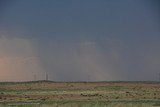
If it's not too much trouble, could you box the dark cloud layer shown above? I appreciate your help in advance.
[0,0,160,81]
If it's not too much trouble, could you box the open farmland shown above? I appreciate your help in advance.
[0,81,159,107]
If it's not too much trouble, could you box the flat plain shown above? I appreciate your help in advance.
[0,81,159,107]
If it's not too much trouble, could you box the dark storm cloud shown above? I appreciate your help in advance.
[0,0,160,81]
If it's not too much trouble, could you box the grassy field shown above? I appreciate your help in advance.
[0,81,159,107]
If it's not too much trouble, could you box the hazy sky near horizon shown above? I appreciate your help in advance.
[0,0,160,81]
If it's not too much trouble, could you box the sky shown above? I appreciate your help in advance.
[0,0,160,81]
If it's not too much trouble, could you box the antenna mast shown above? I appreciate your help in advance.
[34,74,36,81]
[46,73,48,81]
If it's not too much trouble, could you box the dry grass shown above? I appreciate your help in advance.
[0,81,159,103]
